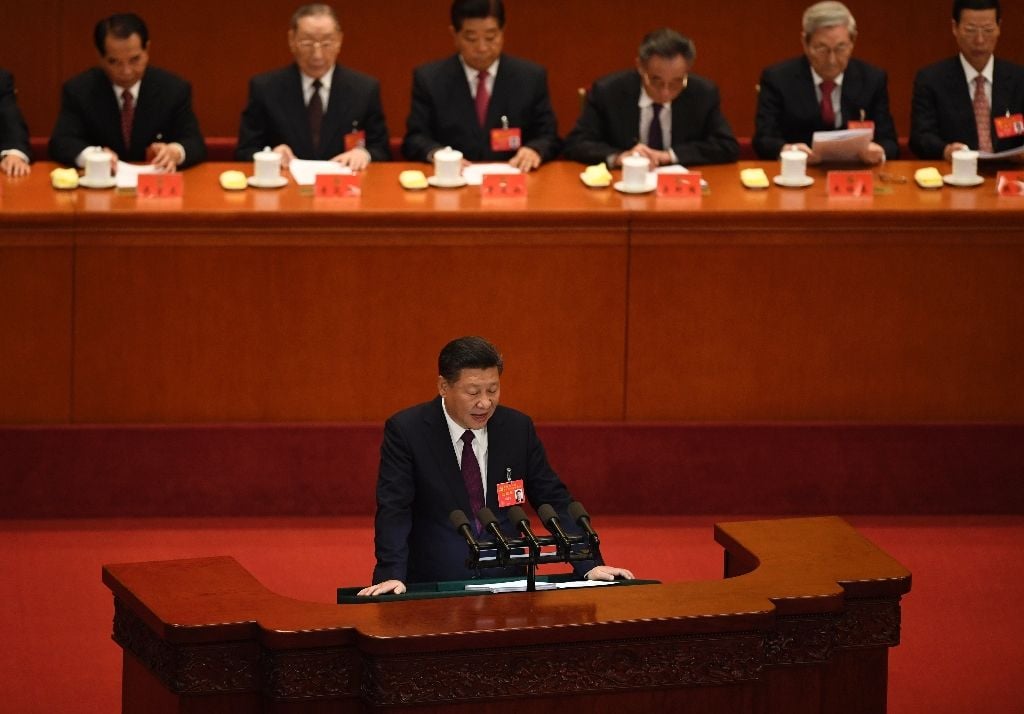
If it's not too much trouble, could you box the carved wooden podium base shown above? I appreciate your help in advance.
[103,516,911,712]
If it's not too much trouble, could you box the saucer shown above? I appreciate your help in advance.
[247,175,289,189]
[78,175,117,189]
[427,175,468,188]
[942,174,984,187]
[772,175,815,188]
[613,179,655,194]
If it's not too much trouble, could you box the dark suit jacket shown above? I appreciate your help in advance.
[372,396,596,585]
[753,56,900,159]
[910,56,1024,160]
[564,69,738,166]
[236,63,390,162]
[401,54,560,162]
[48,66,205,167]
[0,69,30,158]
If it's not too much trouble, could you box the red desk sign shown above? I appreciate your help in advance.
[314,173,361,197]
[137,173,183,198]
[996,171,1024,196]
[481,173,526,197]
[827,170,874,197]
[657,172,702,197]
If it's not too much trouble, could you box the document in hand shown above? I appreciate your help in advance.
[811,128,873,162]
[978,144,1024,161]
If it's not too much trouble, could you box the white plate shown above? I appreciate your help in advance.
[579,172,611,188]
[942,174,984,187]
[78,176,117,189]
[772,175,815,188]
[613,179,656,194]
[247,175,289,189]
[427,175,468,188]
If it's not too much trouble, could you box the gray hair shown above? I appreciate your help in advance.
[638,28,696,64]
[291,4,340,32]
[802,1,857,41]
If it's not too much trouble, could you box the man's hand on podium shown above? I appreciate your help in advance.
[585,565,635,581]
[357,579,407,596]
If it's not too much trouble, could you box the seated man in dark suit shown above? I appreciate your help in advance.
[564,28,739,168]
[911,0,1024,161]
[753,1,898,163]
[401,0,559,171]
[48,13,206,171]
[236,4,389,170]
[358,336,634,596]
[0,68,31,177]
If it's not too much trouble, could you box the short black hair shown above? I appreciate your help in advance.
[93,13,149,56]
[953,0,1001,23]
[638,28,696,64]
[438,336,504,383]
[451,0,505,32]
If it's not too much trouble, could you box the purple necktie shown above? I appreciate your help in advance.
[460,430,485,530]
[648,103,664,150]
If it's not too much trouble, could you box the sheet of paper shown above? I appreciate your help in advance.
[811,128,873,162]
[979,144,1024,161]
[462,163,521,186]
[463,579,617,593]
[115,161,160,189]
[654,164,708,187]
[288,158,352,186]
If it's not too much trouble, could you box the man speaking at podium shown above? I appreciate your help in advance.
[358,336,633,596]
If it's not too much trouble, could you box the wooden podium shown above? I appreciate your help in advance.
[102,517,911,712]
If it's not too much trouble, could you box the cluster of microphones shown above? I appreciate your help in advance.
[449,502,602,590]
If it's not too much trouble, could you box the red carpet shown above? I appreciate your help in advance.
[1,516,1021,713]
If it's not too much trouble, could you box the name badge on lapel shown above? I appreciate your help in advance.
[497,467,526,507]
[994,113,1024,139]
[344,129,367,152]
[491,115,522,152]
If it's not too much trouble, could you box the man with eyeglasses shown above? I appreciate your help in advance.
[401,0,559,171]
[910,0,1024,161]
[753,1,898,164]
[564,28,738,168]
[236,4,389,169]
[48,13,206,171]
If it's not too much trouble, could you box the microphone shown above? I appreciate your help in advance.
[449,510,480,560]
[477,507,512,565]
[568,501,600,549]
[537,503,572,555]
[507,505,541,555]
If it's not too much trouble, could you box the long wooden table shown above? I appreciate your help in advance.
[102,516,912,713]
[2,160,1022,424]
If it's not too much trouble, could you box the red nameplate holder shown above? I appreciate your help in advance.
[996,171,1024,196]
[827,170,874,197]
[497,468,526,508]
[491,115,522,152]
[137,173,183,198]
[657,172,702,197]
[994,113,1024,139]
[344,128,367,152]
[314,173,361,197]
[481,173,526,197]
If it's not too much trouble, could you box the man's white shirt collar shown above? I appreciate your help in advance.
[960,54,995,84]
[113,80,141,106]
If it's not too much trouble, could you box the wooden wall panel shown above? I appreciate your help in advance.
[72,235,628,422]
[0,244,73,423]
[3,1,1023,144]
[626,237,1024,421]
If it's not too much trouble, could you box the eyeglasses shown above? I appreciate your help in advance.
[295,39,339,52]
[808,42,853,58]
[959,24,998,36]
[642,73,688,93]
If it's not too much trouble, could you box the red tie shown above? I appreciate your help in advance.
[475,70,490,127]
[460,431,485,531]
[974,75,993,152]
[120,90,134,149]
[819,80,835,127]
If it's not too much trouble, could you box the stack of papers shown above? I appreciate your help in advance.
[288,158,353,186]
[811,128,873,162]
[462,163,521,186]
[464,579,617,593]
[115,161,161,189]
